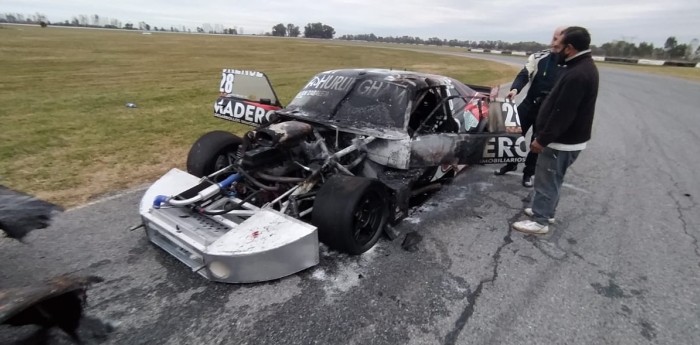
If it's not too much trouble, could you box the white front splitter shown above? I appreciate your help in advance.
[139,168,319,283]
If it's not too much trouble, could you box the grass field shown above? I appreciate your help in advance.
[0,25,517,207]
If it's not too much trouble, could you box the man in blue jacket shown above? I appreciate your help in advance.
[495,26,566,187]
[512,26,600,234]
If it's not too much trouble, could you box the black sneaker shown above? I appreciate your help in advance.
[494,163,517,176]
[522,174,534,187]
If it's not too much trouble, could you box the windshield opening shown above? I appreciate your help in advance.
[286,72,410,130]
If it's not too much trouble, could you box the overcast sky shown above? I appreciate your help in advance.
[3,0,699,46]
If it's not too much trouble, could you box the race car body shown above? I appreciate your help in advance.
[139,68,527,283]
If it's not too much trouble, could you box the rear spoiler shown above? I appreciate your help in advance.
[466,84,500,101]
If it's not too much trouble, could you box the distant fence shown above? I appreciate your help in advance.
[466,48,700,68]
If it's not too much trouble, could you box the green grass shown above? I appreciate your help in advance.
[0,25,517,207]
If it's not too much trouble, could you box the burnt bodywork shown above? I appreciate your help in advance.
[139,68,526,283]
[1,189,103,342]
[0,275,103,340]
[0,185,62,241]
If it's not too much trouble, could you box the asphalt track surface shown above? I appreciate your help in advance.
[2,52,700,345]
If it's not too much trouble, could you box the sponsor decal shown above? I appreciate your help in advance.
[298,73,405,100]
[222,69,264,78]
[479,136,527,164]
[213,97,280,126]
[357,79,390,97]
[502,101,522,134]
[462,109,480,131]
[303,74,355,92]
[295,89,330,98]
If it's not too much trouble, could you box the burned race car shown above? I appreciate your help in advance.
[139,68,527,283]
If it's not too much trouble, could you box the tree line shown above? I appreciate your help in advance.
[339,33,551,54]
[597,37,699,60]
[339,33,700,61]
[0,12,239,35]
[3,12,698,61]
[269,22,334,39]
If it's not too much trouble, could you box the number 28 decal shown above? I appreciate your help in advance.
[502,101,521,127]
[219,72,235,94]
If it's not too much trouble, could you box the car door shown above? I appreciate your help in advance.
[408,85,527,168]
[213,69,283,127]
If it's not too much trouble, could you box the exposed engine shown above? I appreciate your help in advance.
[200,119,372,218]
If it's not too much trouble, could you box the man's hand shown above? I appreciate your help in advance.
[530,139,545,153]
[506,89,518,100]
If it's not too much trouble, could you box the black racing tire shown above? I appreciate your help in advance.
[186,131,242,177]
[312,175,389,255]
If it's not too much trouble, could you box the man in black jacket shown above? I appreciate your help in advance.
[512,26,599,234]
[494,27,566,187]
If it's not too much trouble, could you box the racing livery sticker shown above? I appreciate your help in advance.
[502,101,522,134]
[213,97,280,127]
[221,69,264,78]
[478,136,527,164]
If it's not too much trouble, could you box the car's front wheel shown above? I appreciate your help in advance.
[312,175,389,254]
[186,131,242,178]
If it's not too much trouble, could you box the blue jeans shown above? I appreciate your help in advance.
[531,147,580,225]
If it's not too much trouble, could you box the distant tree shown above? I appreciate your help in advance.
[663,36,677,59]
[124,22,133,30]
[34,12,47,23]
[272,23,286,37]
[322,24,335,39]
[304,22,335,39]
[670,44,688,60]
[304,23,319,38]
[287,24,300,37]
[39,21,47,28]
[637,42,654,57]
[92,14,99,26]
[664,36,677,52]
[427,37,443,46]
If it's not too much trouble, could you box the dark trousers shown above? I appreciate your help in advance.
[506,100,539,176]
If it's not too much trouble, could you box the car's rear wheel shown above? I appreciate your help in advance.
[186,131,242,178]
[312,175,389,254]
